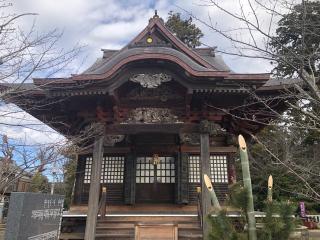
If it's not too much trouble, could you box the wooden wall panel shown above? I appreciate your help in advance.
[188,183,228,205]
[80,183,124,204]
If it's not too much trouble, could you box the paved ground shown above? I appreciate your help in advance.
[309,230,320,239]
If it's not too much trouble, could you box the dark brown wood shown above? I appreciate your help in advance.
[136,183,175,203]
[200,133,211,239]
[84,135,104,240]
[80,183,124,205]
[104,123,200,134]
[69,203,197,214]
[98,187,107,219]
[78,147,131,155]
[176,152,189,204]
[124,153,136,205]
[73,155,86,205]
[180,145,237,153]
[135,223,178,240]
[188,183,200,204]
[228,153,237,184]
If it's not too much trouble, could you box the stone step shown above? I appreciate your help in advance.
[96,222,201,229]
[96,228,134,235]
[95,232,134,240]
[178,233,203,240]
[60,215,202,240]
[59,232,84,239]
[179,228,202,235]
[97,215,198,223]
[96,223,134,229]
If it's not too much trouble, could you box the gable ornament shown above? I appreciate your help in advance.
[129,73,172,88]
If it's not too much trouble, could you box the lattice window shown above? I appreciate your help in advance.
[188,155,200,183]
[83,156,124,184]
[102,156,125,183]
[84,156,92,183]
[136,156,175,184]
[156,157,175,183]
[210,155,228,183]
[136,157,154,183]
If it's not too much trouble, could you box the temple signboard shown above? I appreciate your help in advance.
[5,192,64,240]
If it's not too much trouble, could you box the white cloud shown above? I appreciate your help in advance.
[0,103,65,145]
[5,0,281,145]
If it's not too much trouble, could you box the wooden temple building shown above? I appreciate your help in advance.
[3,13,287,240]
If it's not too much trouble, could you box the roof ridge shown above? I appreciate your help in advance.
[118,15,220,70]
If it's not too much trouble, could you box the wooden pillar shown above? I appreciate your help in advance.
[84,135,104,240]
[124,153,136,205]
[74,155,86,205]
[200,133,211,239]
[175,152,189,204]
[228,154,237,184]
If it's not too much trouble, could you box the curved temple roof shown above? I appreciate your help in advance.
[31,13,272,88]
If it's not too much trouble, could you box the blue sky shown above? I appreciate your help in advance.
[2,0,278,146]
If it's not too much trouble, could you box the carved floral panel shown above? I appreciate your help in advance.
[123,107,183,124]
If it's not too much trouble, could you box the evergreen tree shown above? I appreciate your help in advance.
[29,172,50,193]
[209,184,297,240]
[269,1,320,77]
[259,201,297,240]
[165,11,203,48]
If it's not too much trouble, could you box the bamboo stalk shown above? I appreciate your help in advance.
[238,135,257,240]
[203,174,221,211]
[267,175,273,202]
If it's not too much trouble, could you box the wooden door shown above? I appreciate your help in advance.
[136,156,175,203]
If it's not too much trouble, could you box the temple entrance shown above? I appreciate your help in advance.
[135,155,175,203]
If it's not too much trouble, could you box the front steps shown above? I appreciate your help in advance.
[0,224,5,240]
[60,215,203,240]
[95,215,202,240]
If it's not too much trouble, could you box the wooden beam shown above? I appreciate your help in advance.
[84,135,104,240]
[104,123,200,134]
[200,133,211,239]
[110,90,120,122]
[185,90,192,120]
[181,145,237,153]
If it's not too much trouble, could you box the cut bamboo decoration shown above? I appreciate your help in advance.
[203,174,221,211]
[238,135,257,240]
[267,175,273,202]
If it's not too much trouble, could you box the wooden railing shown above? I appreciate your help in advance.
[98,187,107,220]
[196,187,203,228]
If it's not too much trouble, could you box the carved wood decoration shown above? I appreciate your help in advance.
[129,73,171,88]
[96,105,108,122]
[179,133,200,145]
[199,120,224,135]
[123,108,183,124]
[104,135,125,146]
